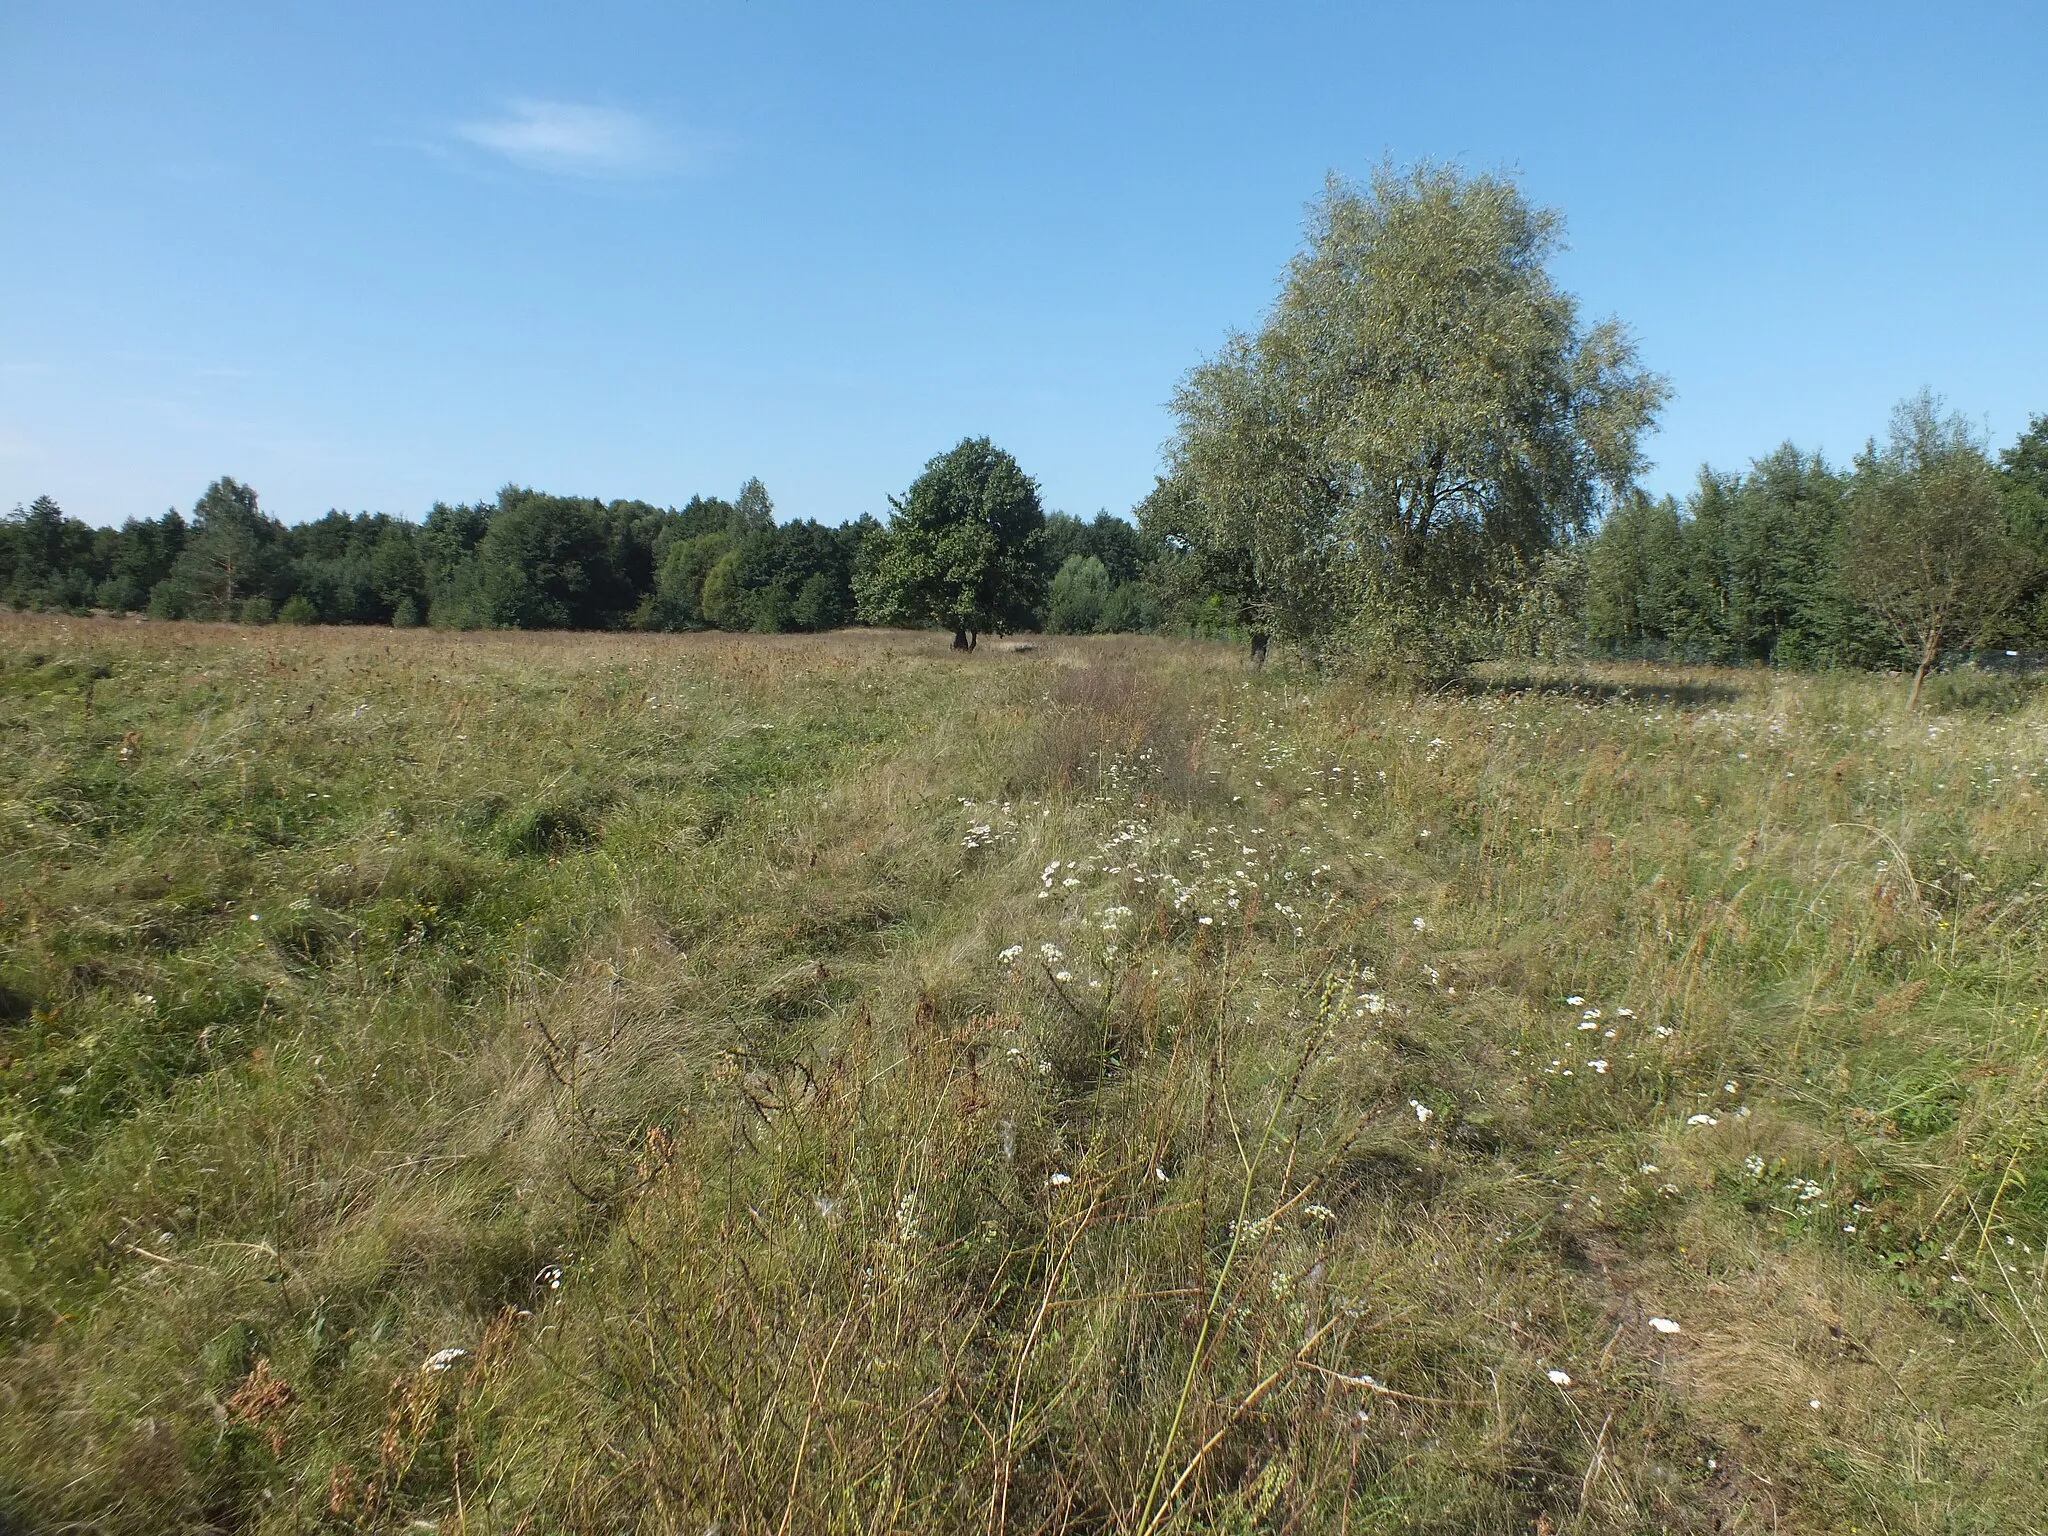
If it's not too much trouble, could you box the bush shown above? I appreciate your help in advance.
[277,594,319,626]
[237,596,274,625]
[1046,555,1110,634]
[1100,580,1163,634]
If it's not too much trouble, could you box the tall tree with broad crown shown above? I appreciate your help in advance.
[853,438,1046,649]
[1169,161,1667,668]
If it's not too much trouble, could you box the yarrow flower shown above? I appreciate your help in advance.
[1048,1172,1073,1187]
[1547,1369,1572,1386]
[1409,1099,1433,1124]
[421,1347,470,1373]
[1647,1317,1681,1335]
[997,945,1024,965]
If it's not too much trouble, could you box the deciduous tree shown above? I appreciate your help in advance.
[853,438,1046,649]
[1844,394,2035,706]
[1169,163,1666,668]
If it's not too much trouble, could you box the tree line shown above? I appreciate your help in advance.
[0,460,1217,640]
[6,161,2044,686]
[1584,404,2048,695]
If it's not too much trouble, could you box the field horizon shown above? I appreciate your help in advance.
[2,612,2043,1533]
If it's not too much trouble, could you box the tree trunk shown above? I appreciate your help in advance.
[1249,632,1269,669]
[1908,628,1940,709]
[967,630,978,651]
[952,628,970,650]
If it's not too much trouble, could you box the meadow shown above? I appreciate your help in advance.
[1,612,2043,1534]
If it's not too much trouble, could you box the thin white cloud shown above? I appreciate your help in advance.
[455,99,690,179]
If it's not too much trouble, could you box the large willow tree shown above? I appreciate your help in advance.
[1168,162,1668,666]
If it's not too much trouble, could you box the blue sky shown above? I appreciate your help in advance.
[3,2,2043,528]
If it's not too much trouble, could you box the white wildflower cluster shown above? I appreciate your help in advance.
[1539,992,1659,1082]
[894,1190,921,1243]
[959,799,1019,851]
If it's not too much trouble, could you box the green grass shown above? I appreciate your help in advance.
[2,613,2044,1534]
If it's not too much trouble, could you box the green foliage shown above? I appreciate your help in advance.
[853,437,1047,644]
[157,478,287,620]
[649,532,734,629]
[1996,413,2048,644]
[1842,394,2037,704]
[475,490,625,630]
[1585,450,1885,666]
[1045,554,1112,633]
[1168,161,1668,667]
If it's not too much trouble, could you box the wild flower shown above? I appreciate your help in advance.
[421,1347,469,1373]
[1410,1099,1432,1124]
[1038,943,1064,963]
[1588,1059,1608,1074]
[1743,1154,1766,1178]
[1053,970,1074,983]
[1412,916,1426,930]
[894,1191,921,1242]
[1686,1114,1718,1127]
[1647,1317,1681,1335]
[1547,1369,1572,1386]
[1565,995,1586,1006]
[1048,1172,1072,1187]
[1303,1203,1336,1222]
[997,945,1023,965]
[536,1264,564,1291]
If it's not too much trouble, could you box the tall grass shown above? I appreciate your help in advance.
[1,615,2043,1533]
